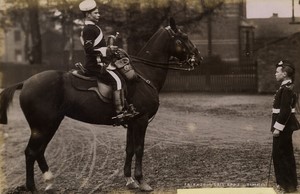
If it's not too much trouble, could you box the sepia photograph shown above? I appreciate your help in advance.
[0,0,300,193]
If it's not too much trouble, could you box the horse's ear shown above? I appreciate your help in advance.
[170,17,178,32]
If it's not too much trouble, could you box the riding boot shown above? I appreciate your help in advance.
[112,89,125,125]
[112,89,139,126]
[119,89,139,118]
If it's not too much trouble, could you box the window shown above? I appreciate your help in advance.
[15,49,22,62]
[14,30,21,42]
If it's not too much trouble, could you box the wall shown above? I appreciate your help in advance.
[248,16,300,51]
[191,0,250,62]
[0,63,68,88]
[256,32,300,93]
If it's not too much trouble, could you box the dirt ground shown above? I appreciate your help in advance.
[1,92,300,194]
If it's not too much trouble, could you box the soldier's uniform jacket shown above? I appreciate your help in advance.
[271,80,300,132]
[80,21,109,69]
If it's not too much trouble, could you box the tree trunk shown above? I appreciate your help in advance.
[28,0,42,64]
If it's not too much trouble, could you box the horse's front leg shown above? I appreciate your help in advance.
[124,126,139,189]
[132,115,153,192]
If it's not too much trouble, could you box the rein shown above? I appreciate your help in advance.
[128,26,197,71]
[130,55,195,71]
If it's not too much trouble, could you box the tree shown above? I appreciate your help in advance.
[97,0,224,54]
[47,0,82,65]
[28,0,42,64]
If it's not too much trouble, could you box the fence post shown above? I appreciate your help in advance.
[205,62,211,92]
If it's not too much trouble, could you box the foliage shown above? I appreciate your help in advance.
[0,0,29,31]
[1,0,225,62]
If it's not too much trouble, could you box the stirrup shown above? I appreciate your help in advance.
[112,106,139,127]
[112,105,139,120]
[112,113,127,128]
[111,110,135,121]
[126,104,139,117]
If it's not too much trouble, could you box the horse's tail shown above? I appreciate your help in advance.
[0,82,24,124]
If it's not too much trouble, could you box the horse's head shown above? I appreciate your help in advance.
[166,18,202,69]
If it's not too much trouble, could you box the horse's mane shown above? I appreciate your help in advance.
[137,27,170,58]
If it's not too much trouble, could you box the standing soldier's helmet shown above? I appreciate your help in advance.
[276,60,296,82]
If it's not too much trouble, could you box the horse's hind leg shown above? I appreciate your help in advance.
[24,136,38,192]
[37,153,54,190]
[36,134,56,191]
[25,121,61,192]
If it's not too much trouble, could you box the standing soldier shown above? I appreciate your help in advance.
[271,60,300,193]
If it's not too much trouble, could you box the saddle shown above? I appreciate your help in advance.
[70,63,113,103]
[70,63,139,127]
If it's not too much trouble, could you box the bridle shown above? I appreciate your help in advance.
[130,55,196,71]
[130,26,200,71]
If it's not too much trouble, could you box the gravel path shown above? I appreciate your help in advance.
[1,92,300,193]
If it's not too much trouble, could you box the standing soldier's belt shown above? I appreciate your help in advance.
[272,108,296,113]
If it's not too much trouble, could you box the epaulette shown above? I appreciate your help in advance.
[283,83,294,90]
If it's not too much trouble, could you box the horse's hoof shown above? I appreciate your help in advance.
[9,185,30,193]
[15,185,28,191]
[45,188,56,194]
[125,177,139,190]
[126,181,139,190]
[139,182,153,192]
[45,183,56,193]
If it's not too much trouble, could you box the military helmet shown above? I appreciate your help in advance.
[276,60,295,71]
[79,0,97,12]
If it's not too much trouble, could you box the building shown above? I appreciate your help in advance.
[256,32,300,93]
[190,0,254,64]
[248,14,300,51]
[161,0,258,92]
[249,14,300,93]
[0,25,27,64]
[0,28,5,62]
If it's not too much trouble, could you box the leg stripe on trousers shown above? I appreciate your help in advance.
[107,70,122,90]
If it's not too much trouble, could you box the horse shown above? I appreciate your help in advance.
[0,18,202,193]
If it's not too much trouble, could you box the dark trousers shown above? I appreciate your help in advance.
[84,65,124,91]
[272,129,298,191]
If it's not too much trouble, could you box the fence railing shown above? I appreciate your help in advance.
[162,61,257,92]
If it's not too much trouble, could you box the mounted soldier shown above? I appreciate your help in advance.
[79,0,137,125]
[0,11,202,191]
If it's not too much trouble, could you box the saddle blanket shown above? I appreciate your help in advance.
[70,70,112,103]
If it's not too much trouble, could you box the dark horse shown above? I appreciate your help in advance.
[0,18,201,193]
